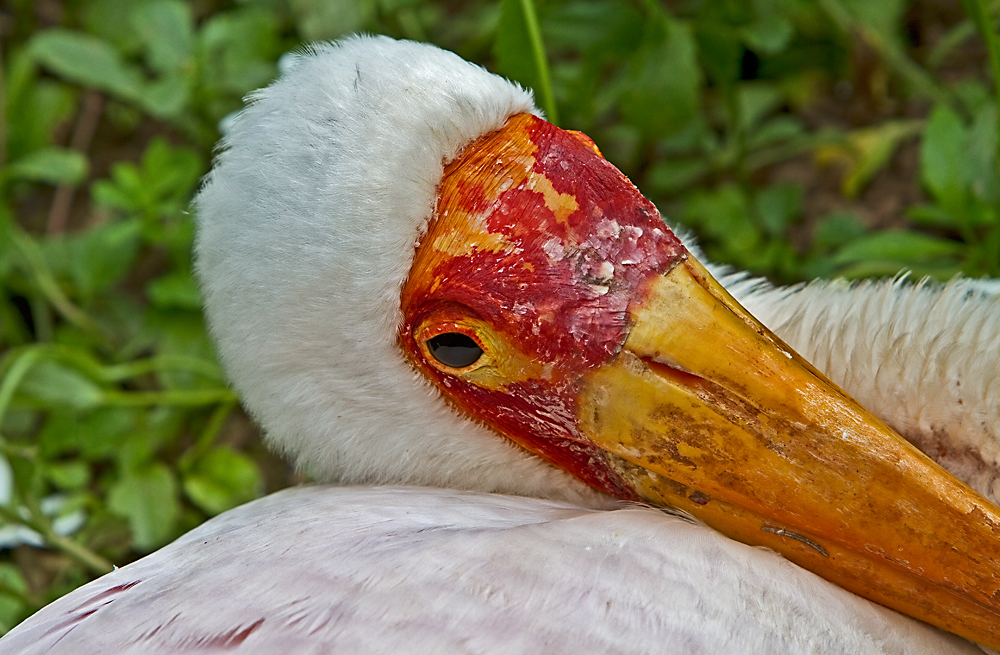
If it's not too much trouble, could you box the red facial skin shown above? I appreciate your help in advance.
[400,114,688,500]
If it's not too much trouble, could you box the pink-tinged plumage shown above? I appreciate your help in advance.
[1,487,984,654]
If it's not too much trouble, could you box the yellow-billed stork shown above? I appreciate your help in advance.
[2,35,999,654]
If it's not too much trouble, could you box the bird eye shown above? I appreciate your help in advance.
[426,332,483,369]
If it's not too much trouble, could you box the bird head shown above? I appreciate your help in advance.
[195,35,1000,648]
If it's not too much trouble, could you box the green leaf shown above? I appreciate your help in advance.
[841,0,907,50]
[39,408,137,459]
[680,185,762,269]
[18,361,104,410]
[6,148,88,186]
[921,104,968,205]
[746,116,804,150]
[741,15,793,55]
[906,203,959,228]
[83,0,155,55]
[0,564,28,632]
[495,0,540,93]
[28,29,145,102]
[141,73,191,119]
[44,461,91,490]
[108,463,179,550]
[5,52,77,163]
[146,272,203,310]
[43,220,142,299]
[966,102,1000,204]
[620,20,701,138]
[831,230,963,267]
[182,447,263,515]
[131,0,194,75]
[646,159,710,194]
[289,0,376,42]
[495,0,556,122]
[754,184,802,237]
[695,20,742,88]
[812,212,867,252]
[738,82,783,131]
[198,7,281,99]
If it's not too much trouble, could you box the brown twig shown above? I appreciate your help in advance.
[46,91,104,236]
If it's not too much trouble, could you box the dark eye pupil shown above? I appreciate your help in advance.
[427,333,483,368]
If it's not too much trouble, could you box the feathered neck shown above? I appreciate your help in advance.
[194,36,610,506]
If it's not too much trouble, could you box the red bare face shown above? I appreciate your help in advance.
[400,113,687,498]
[398,116,1000,648]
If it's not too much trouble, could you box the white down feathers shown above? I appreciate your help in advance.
[194,36,607,506]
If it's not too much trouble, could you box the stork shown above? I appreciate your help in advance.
[2,35,999,654]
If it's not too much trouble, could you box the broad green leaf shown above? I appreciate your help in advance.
[954,79,991,115]
[5,148,88,186]
[741,15,793,55]
[182,447,263,515]
[812,212,867,252]
[131,0,194,75]
[841,0,907,50]
[494,0,556,121]
[646,159,709,194]
[620,20,701,138]
[44,461,90,490]
[495,0,538,93]
[141,73,191,119]
[108,463,179,550]
[39,407,137,458]
[28,29,145,102]
[143,310,216,390]
[83,0,155,54]
[146,272,203,310]
[544,1,637,51]
[695,20,742,88]
[754,184,802,237]
[966,102,1000,204]
[738,82,783,131]
[907,203,958,228]
[140,139,202,198]
[4,51,77,162]
[746,116,804,150]
[921,104,968,205]
[832,230,963,267]
[816,120,922,198]
[0,564,28,632]
[289,0,376,42]
[17,360,104,410]
[43,220,142,299]
[198,7,281,98]
[836,260,963,281]
[680,185,761,268]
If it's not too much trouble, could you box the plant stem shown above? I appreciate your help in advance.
[518,0,558,124]
[100,388,237,408]
[818,0,957,111]
[179,400,235,471]
[0,504,113,576]
[0,349,45,427]
[964,0,1000,127]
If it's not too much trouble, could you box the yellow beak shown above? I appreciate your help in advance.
[578,256,1000,648]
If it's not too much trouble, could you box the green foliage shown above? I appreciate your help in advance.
[1,0,998,634]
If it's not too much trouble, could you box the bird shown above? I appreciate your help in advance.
[2,35,1000,654]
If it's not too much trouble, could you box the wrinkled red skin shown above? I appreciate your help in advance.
[401,114,687,499]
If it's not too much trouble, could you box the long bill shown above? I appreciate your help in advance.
[577,255,1000,648]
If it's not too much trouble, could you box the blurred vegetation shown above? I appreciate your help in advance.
[0,0,997,632]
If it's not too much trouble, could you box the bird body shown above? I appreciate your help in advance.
[3,35,1000,654]
[0,486,983,654]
